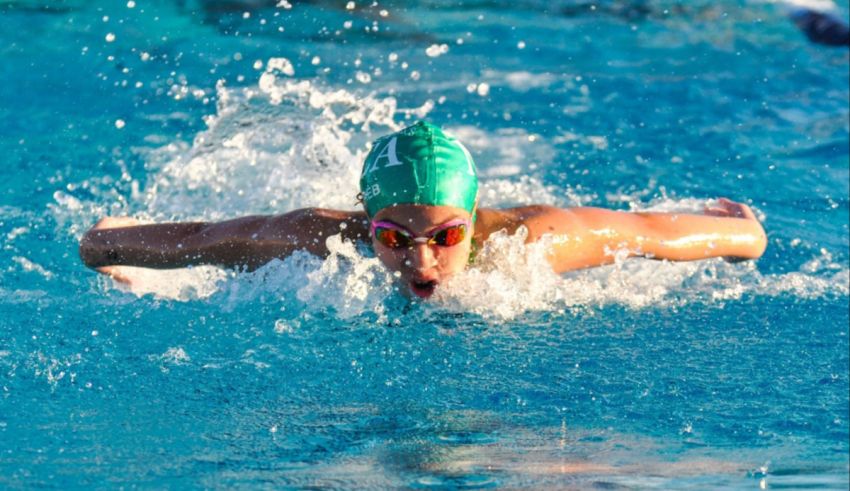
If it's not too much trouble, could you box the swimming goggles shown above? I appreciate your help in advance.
[370,219,470,249]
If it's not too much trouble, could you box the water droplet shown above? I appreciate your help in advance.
[425,43,449,58]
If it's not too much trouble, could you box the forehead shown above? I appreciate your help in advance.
[373,204,469,231]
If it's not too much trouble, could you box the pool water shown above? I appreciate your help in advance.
[1,0,848,488]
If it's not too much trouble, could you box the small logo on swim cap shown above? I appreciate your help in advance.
[362,183,381,201]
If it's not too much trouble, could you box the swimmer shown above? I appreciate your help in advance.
[79,121,767,299]
[783,1,850,47]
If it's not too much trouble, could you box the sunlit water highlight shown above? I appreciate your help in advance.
[1,0,848,488]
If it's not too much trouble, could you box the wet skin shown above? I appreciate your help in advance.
[80,199,767,296]
[371,204,474,299]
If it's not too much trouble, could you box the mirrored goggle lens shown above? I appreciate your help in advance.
[432,224,467,247]
[374,227,412,248]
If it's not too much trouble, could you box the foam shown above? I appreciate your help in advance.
[102,223,848,321]
[55,61,848,319]
[99,264,228,301]
[147,347,192,374]
[139,72,398,220]
[11,256,54,281]
[28,351,83,390]
[431,223,848,319]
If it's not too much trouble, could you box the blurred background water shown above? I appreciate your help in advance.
[1,0,848,488]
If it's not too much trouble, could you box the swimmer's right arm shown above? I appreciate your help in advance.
[79,208,369,272]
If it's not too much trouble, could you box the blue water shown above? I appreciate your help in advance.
[1,0,848,488]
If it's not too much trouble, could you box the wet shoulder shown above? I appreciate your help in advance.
[312,208,370,243]
[476,205,582,243]
[264,208,369,243]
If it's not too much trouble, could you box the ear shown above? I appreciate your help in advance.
[356,192,371,219]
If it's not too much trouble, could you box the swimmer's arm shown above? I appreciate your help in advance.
[79,208,369,272]
[501,199,767,273]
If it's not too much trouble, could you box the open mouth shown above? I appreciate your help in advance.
[409,279,438,299]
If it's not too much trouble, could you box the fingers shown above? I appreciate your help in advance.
[720,199,755,220]
[704,201,733,217]
[93,216,141,231]
[96,266,134,286]
[706,198,755,220]
[737,203,756,220]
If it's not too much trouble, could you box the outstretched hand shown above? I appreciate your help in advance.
[85,216,143,286]
[90,216,142,231]
[704,198,757,221]
[704,198,761,263]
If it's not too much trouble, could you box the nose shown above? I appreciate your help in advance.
[406,242,437,271]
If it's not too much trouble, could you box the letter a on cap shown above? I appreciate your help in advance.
[365,137,401,174]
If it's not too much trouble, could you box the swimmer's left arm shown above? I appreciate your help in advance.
[514,198,767,273]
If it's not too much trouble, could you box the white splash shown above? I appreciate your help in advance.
[29,352,82,389]
[156,346,191,365]
[425,44,450,58]
[212,237,395,320]
[140,76,401,220]
[435,228,565,318]
[149,347,192,373]
[296,235,395,319]
[12,256,54,280]
[53,60,847,319]
[436,235,847,320]
[100,265,228,301]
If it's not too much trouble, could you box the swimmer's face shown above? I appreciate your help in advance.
[371,204,474,299]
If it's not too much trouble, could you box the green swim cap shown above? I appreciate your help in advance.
[360,121,478,217]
